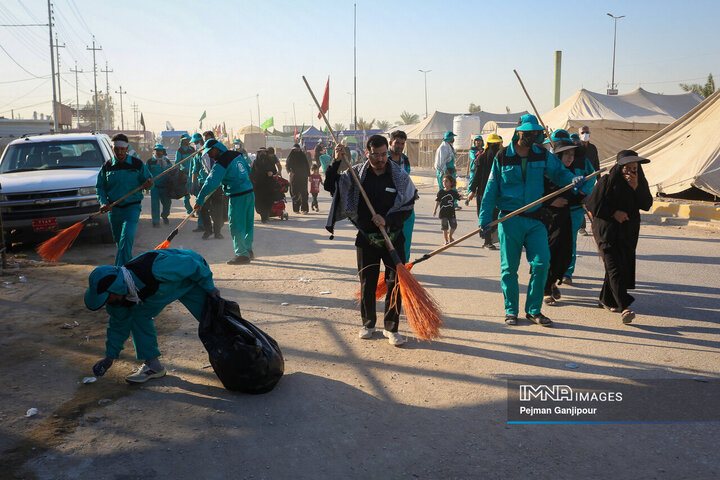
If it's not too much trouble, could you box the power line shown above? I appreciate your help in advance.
[0,43,44,77]
[0,75,51,84]
[0,78,51,110]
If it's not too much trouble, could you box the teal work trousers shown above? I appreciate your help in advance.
[564,207,585,279]
[150,188,172,225]
[498,215,550,316]
[108,204,141,266]
[105,286,207,360]
[402,210,415,260]
[229,193,255,257]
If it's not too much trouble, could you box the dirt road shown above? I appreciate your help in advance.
[1,182,719,479]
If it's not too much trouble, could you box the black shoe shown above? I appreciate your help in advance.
[552,284,561,300]
[227,255,251,265]
[248,250,254,259]
[505,314,518,325]
[486,243,497,250]
[192,227,204,232]
[202,232,212,240]
[526,312,553,327]
[162,217,169,224]
[562,276,573,286]
[214,233,224,239]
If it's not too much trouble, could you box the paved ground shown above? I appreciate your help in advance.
[1,179,719,479]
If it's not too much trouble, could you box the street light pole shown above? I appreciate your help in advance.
[419,69,431,118]
[607,13,625,95]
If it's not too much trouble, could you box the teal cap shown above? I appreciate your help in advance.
[153,143,166,150]
[84,265,120,311]
[474,135,483,141]
[190,133,203,143]
[443,131,456,141]
[516,114,544,132]
[202,138,228,155]
[180,134,191,141]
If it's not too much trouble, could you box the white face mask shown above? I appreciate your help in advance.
[580,133,590,142]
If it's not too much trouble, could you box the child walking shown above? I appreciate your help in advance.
[433,174,462,244]
[309,164,322,212]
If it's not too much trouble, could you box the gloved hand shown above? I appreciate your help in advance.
[572,176,585,189]
[92,357,114,377]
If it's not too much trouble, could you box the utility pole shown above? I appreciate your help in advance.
[353,3,357,129]
[54,33,65,104]
[419,69,431,118]
[101,62,113,129]
[115,86,126,130]
[256,94,261,129]
[47,0,58,131]
[131,103,139,130]
[606,13,625,95]
[70,63,83,127]
[87,36,102,129]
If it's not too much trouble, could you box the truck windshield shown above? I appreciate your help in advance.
[0,140,105,173]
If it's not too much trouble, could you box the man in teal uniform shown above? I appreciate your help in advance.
[479,115,588,327]
[467,135,484,197]
[194,139,255,265]
[175,133,195,215]
[388,130,415,259]
[146,144,172,227]
[189,133,206,232]
[84,249,218,383]
[97,133,153,266]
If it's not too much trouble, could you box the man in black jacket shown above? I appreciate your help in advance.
[324,135,417,346]
[286,143,310,213]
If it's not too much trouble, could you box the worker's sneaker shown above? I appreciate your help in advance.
[383,330,406,346]
[202,232,213,240]
[359,327,375,339]
[248,250,255,259]
[125,364,167,384]
[162,217,169,225]
[561,276,573,286]
[227,255,251,265]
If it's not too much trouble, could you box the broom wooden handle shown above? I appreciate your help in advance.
[513,69,555,150]
[411,168,605,265]
[88,150,198,221]
[163,186,220,243]
[302,76,400,262]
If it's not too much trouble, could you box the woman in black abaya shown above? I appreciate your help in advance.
[585,150,653,324]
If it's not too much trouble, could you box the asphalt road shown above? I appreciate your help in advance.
[1,179,719,479]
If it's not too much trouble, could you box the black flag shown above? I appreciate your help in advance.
[140,114,146,131]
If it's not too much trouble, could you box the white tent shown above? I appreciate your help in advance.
[404,110,527,140]
[608,89,720,197]
[543,88,702,160]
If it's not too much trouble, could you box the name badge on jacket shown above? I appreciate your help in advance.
[385,187,397,193]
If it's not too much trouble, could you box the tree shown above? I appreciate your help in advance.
[399,111,419,125]
[332,122,345,131]
[468,103,482,113]
[78,92,115,129]
[376,120,391,130]
[356,117,375,130]
[680,73,716,98]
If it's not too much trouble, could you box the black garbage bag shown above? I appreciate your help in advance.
[165,168,189,199]
[198,294,284,394]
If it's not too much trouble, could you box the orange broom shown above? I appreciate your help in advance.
[303,75,442,341]
[154,211,195,250]
[36,150,198,262]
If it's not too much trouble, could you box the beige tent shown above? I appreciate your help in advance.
[606,89,720,197]
[544,88,702,160]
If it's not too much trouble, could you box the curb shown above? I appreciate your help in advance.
[650,200,720,222]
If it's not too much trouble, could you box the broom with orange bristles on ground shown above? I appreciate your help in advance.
[36,150,199,262]
[154,186,219,250]
[303,75,443,341]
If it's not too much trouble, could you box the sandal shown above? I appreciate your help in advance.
[505,314,518,325]
[526,312,553,327]
[543,295,557,306]
[621,310,635,324]
[598,302,619,313]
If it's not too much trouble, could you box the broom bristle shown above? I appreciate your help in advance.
[154,240,171,250]
[355,262,415,301]
[36,221,85,262]
[395,264,443,341]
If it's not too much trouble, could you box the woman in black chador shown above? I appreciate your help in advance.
[585,150,653,324]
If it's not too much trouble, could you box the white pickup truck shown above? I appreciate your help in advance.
[0,132,115,245]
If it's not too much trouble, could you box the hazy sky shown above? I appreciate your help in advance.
[1,0,719,134]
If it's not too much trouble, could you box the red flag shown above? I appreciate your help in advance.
[317,77,329,119]
[294,125,298,142]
